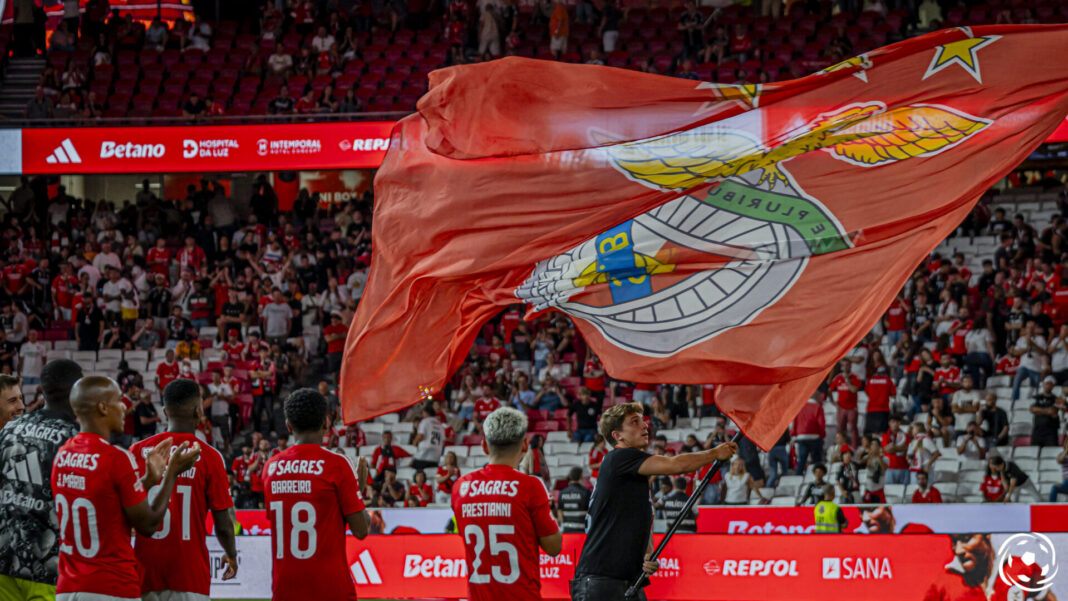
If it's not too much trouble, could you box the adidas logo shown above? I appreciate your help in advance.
[350,549,382,585]
[45,139,82,164]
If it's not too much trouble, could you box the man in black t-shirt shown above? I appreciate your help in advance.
[569,388,601,443]
[661,478,696,533]
[75,293,105,351]
[572,402,735,601]
[1031,376,1063,447]
[557,467,591,533]
[132,390,160,440]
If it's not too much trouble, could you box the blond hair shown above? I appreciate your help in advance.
[599,402,644,445]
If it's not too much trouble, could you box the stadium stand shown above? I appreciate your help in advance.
[3,0,1068,512]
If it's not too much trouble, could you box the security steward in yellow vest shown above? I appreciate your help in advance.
[814,484,848,533]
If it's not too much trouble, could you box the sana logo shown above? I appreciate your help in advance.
[516,100,990,357]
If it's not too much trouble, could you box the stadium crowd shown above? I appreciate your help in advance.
[0,171,1067,512]
[13,0,1062,120]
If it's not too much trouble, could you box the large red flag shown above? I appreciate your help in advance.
[342,25,1068,449]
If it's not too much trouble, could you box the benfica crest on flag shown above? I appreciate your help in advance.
[342,25,1068,449]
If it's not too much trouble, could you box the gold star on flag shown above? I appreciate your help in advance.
[922,35,1000,84]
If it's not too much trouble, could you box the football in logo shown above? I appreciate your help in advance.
[997,533,1058,594]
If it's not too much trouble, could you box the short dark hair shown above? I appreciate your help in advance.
[0,374,19,393]
[813,463,828,474]
[915,469,928,478]
[41,359,84,405]
[163,379,201,410]
[673,477,687,490]
[568,467,583,482]
[284,388,327,432]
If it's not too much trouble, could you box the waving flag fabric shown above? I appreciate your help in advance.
[342,25,1068,449]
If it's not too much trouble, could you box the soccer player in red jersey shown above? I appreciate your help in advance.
[131,379,238,601]
[452,407,562,601]
[263,388,370,601]
[51,376,200,601]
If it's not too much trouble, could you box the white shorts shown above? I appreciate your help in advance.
[550,36,567,53]
[56,593,140,601]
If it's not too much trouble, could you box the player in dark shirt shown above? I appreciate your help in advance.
[572,402,736,600]
[0,360,83,598]
[557,467,591,533]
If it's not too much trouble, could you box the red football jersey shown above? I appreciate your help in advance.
[864,375,896,413]
[589,446,608,478]
[223,342,246,363]
[131,432,234,596]
[473,398,500,421]
[157,361,180,391]
[831,374,861,410]
[147,247,171,274]
[263,444,366,601]
[885,300,908,331]
[51,432,148,598]
[933,366,961,395]
[451,464,559,601]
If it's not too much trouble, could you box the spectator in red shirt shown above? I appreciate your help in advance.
[830,359,861,449]
[371,431,410,484]
[323,312,347,375]
[51,261,79,321]
[177,236,206,274]
[155,348,180,392]
[882,415,911,485]
[582,353,606,402]
[230,443,253,505]
[473,389,501,431]
[434,451,460,504]
[884,295,909,347]
[791,395,826,475]
[980,463,1007,502]
[911,469,943,503]
[246,438,271,508]
[864,366,896,435]
[146,237,170,276]
[588,433,607,481]
[406,470,434,507]
[933,352,961,401]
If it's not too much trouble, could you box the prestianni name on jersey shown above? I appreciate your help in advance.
[458,479,520,497]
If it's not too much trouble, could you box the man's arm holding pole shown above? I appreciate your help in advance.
[625,432,742,598]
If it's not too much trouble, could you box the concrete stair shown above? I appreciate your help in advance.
[0,56,46,120]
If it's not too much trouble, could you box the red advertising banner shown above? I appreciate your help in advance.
[19,122,394,174]
[695,504,1034,534]
[329,533,1068,601]
[8,117,1067,175]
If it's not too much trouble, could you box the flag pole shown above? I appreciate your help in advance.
[624,430,745,599]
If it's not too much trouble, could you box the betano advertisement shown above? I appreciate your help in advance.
[208,533,1068,600]
[7,123,395,175]
[212,504,1068,536]
[2,118,1066,175]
